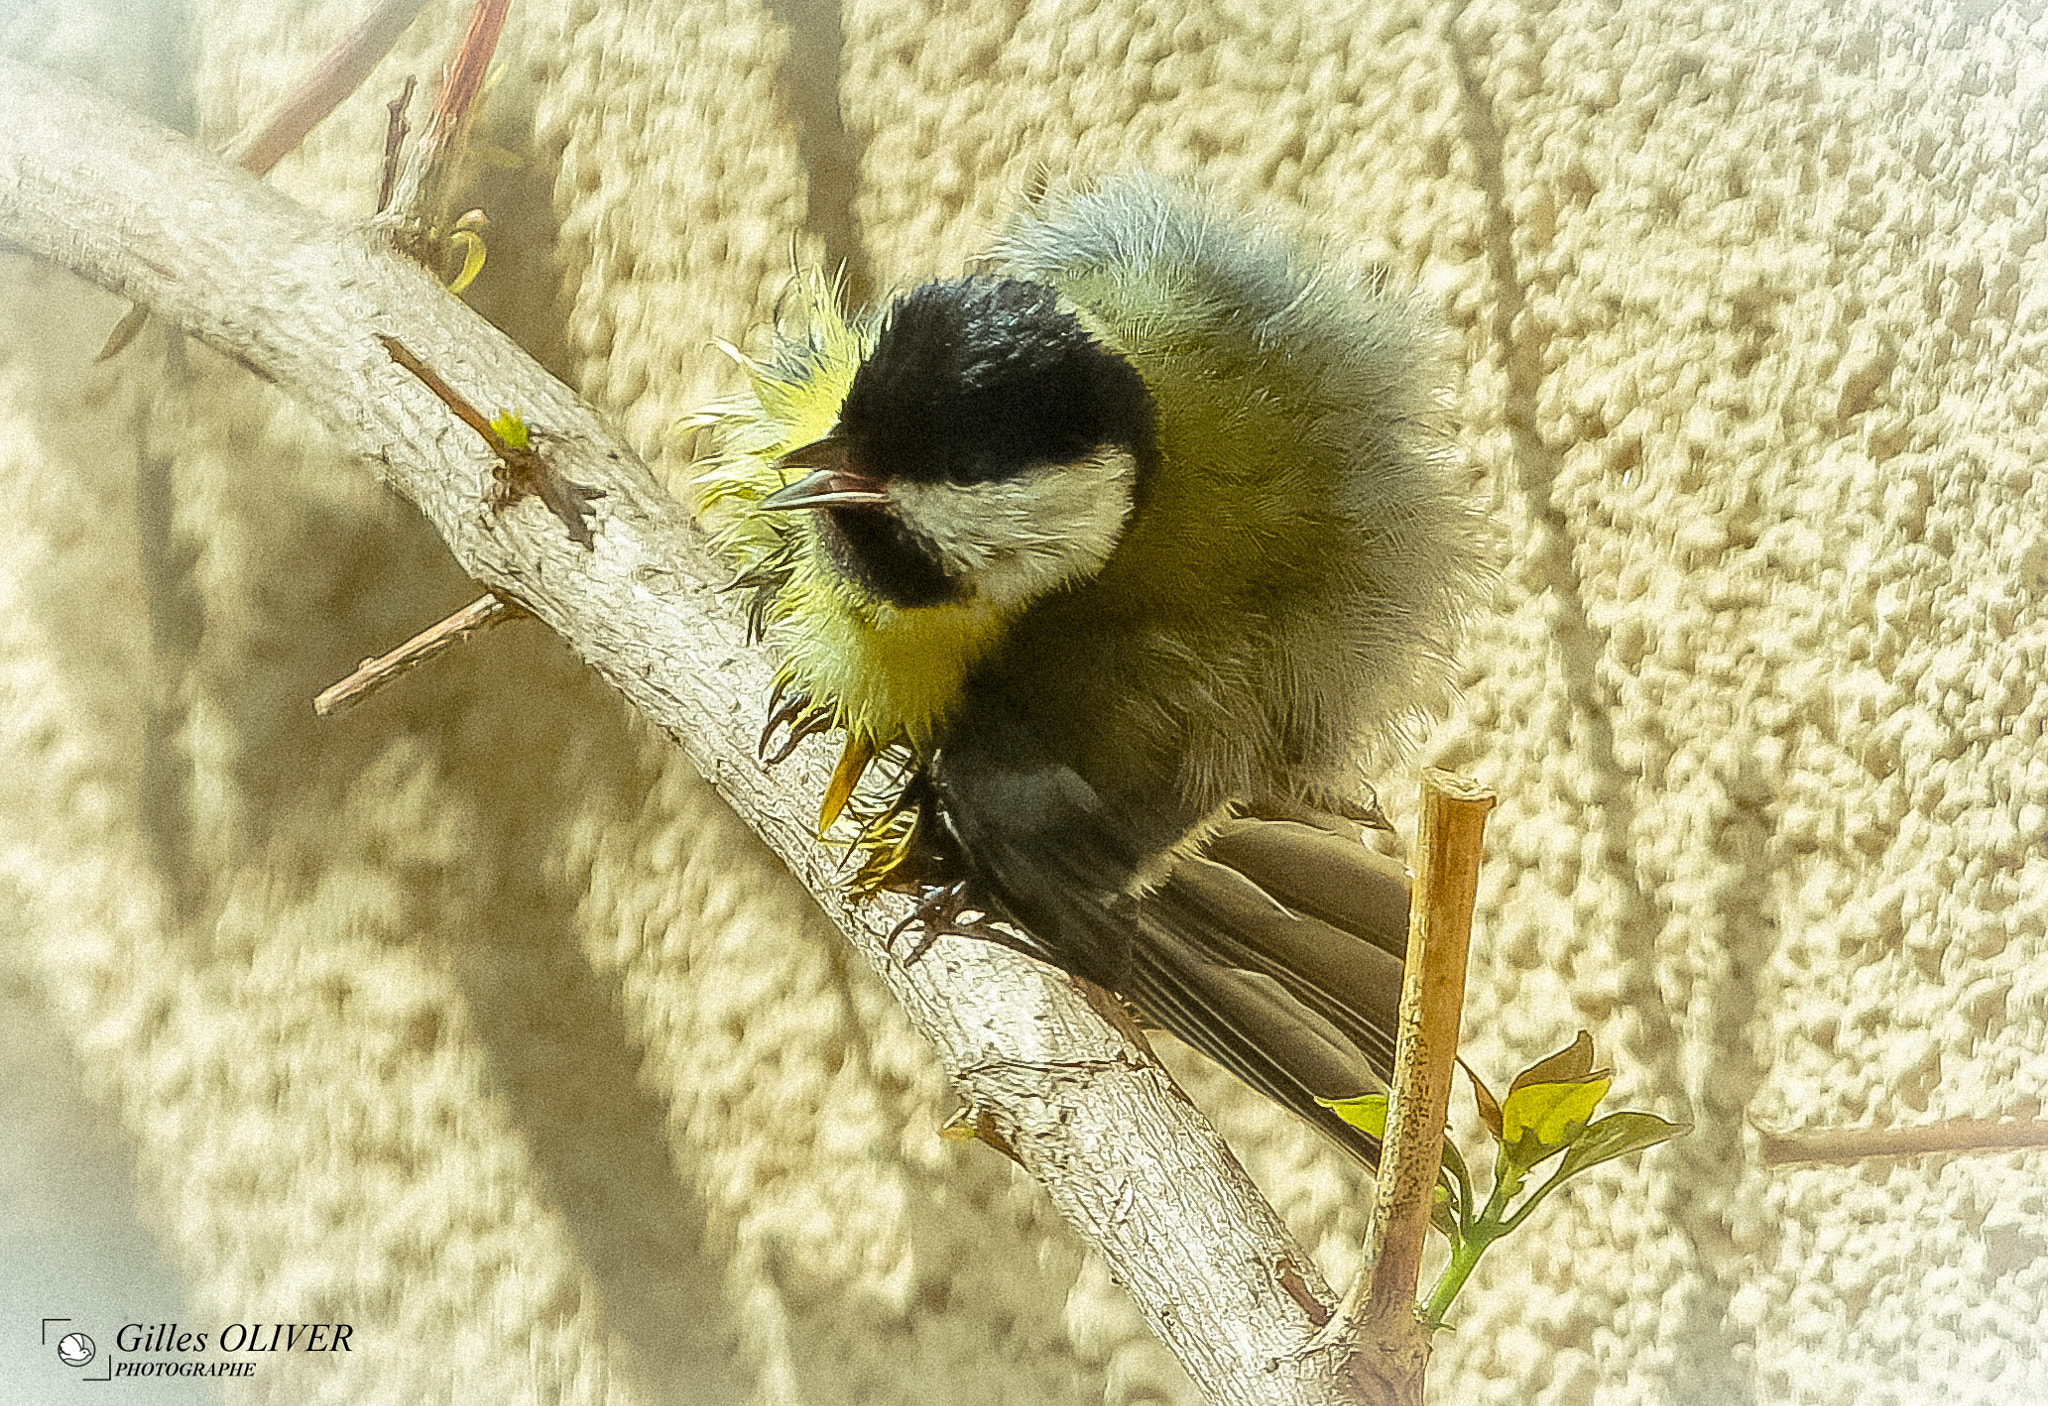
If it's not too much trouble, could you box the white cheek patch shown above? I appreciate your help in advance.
[891,448,1138,608]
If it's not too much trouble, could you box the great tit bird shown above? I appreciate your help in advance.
[690,175,1486,1164]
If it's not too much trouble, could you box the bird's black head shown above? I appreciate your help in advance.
[764,277,1157,610]
[840,276,1155,487]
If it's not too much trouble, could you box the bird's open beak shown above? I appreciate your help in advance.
[760,437,892,510]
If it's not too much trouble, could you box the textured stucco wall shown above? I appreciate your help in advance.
[5,1,2048,1404]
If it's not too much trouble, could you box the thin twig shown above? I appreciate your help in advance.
[378,333,603,547]
[314,593,520,716]
[429,0,507,151]
[223,0,435,177]
[378,332,507,444]
[376,75,418,216]
[1317,769,1494,1404]
[1357,768,1494,1320]
[378,0,510,250]
[1757,1117,2048,1167]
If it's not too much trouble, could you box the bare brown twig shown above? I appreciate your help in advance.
[377,333,603,547]
[1325,768,1494,1404]
[223,0,435,177]
[1757,1117,2048,1167]
[377,0,511,257]
[314,593,521,716]
[376,75,418,216]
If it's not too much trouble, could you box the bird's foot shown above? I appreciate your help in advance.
[758,683,836,764]
[888,881,1037,966]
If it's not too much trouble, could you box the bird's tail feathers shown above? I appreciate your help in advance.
[1123,834,1412,1166]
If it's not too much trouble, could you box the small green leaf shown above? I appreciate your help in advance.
[1431,1184,1461,1240]
[447,229,488,295]
[490,410,530,449]
[1491,1143,1529,1205]
[1439,1129,1471,1191]
[1509,1031,1602,1095]
[1464,1059,1504,1139]
[1555,1110,1690,1180]
[1500,1077,1611,1164]
[1319,1092,1388,1140]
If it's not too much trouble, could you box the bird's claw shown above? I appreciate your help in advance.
[759,685,835,764]
[888,881,1029,965]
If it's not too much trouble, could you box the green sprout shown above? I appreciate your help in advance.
[444,209,489,295]
[488,409,529,449]
[1322,1031,1687,1330]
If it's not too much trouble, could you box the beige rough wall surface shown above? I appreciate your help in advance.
[1429,4,2048,1402]
[5,1,2048,1405]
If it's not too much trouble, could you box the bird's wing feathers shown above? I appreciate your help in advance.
[1148,855,1404,1081]
[928,704,1152,986]
[1200,818,1413,964]
[1127,858,1404,1165]
[935,710,1407,1165]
